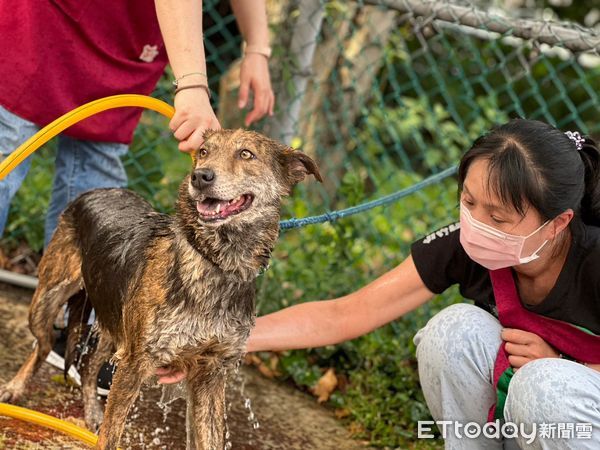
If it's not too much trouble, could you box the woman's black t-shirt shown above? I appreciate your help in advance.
[410,216,600,335]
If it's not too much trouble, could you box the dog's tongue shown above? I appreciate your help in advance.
[196,198,226,214]
[196,195,246,218]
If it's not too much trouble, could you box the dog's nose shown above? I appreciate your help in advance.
[191,168,216,189]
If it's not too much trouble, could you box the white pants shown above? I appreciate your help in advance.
[414,303,600,449]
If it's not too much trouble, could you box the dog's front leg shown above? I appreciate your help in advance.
[186,368,227,450]
[95,357,149,450]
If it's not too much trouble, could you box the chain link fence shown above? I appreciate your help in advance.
[3,0,599,251]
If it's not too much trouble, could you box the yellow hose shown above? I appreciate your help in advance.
[0,94,175,181]
[0,402,100,446]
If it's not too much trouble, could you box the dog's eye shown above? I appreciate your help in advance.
[198,149,208,158]
[239,149,255,160]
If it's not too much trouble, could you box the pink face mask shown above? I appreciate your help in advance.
[459,203,550,270]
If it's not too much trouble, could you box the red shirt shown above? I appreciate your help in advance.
[0,0,169,143]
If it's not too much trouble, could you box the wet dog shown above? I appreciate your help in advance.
[0,129,321,449]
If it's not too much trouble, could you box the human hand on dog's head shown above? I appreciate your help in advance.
[171,87,222,153]
[182,129,322,226]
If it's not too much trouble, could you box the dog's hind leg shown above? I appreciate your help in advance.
[0,280,83,402]
[80,329,113,432]
[95,356,151,450]
[0,222,83,403]
[186,367,227,450]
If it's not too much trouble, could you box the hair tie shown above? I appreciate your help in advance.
[565,131,584,151]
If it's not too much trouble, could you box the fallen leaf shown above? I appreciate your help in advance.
[335,408,351,419]
[268,354,279,371]
[311,367,338,403]
[348,421,366,436]
[257,363,275,379]
[244,354,262,366]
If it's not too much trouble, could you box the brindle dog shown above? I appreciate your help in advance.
[0,129,322,449]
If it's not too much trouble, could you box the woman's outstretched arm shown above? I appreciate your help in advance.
[246,254,434,352]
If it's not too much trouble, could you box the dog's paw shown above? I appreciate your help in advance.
[84,401,105,432]
[0,383,23,403]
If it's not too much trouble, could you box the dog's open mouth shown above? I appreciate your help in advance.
[196,194,254,221]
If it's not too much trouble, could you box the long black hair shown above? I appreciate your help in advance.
[458,119,600,226]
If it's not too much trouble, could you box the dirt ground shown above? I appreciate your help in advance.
[0,282,371,450]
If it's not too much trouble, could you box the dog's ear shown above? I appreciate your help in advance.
[279,148,323,186]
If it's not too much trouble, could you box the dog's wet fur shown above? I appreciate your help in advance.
[0,129,321,449]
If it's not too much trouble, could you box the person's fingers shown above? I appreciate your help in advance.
[157,371,187,384]
[169,114,184,133]
[180,126,208,152]
[239,77,251,109]
[508,355,529,369]
[175,117,221,153]
[172,120,196,141]
[268,91,275,116]
[245,111,258,127]
[155,367,172,375]
[155,366,187,384]
[180,118,221,152]
[501,328,535,345]
[504,342,529,357]
[245,89,271,126]
[158,373,186,384]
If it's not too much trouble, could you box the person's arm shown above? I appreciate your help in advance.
[230,0,275,126]
[246,254,434,352]
[155,0,220,152]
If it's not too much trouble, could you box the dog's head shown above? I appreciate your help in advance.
[182,129,322,227]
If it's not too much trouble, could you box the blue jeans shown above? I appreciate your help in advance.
[0,105,128,247]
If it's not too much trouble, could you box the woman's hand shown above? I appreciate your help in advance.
[238,53,274,127]
[170,87,221,153]
[156,366,187,384]
[501,328,560,369]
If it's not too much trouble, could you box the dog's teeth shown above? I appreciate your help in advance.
[216,203,221,214]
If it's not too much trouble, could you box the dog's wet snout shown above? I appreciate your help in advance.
[191,168,216,189]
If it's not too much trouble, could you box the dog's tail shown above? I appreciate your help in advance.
[64,290,92,379]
